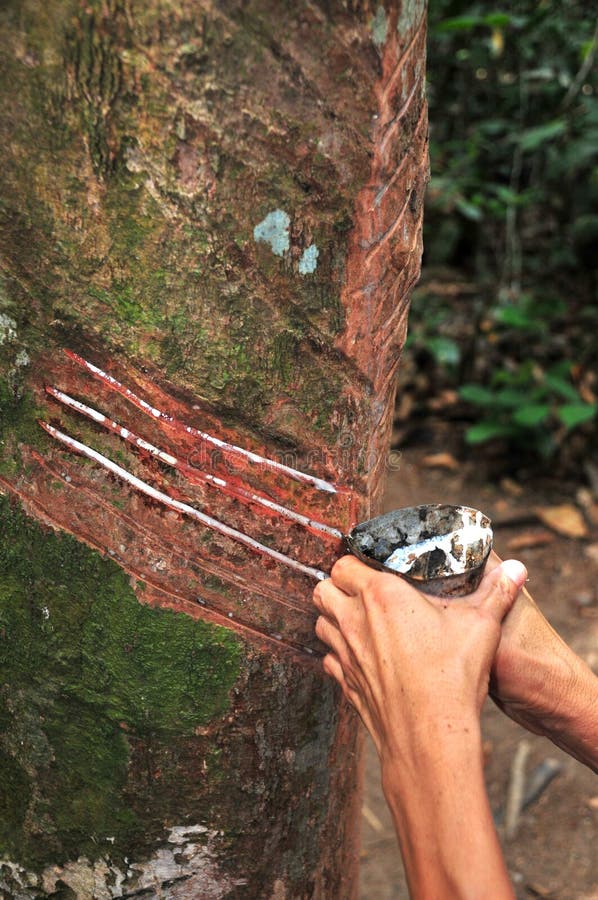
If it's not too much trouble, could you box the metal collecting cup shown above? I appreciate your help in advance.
[346,504,493,598]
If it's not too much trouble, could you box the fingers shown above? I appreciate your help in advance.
[330,554,375,594]
[315,615,352,669]
[322,652,345,685]
[500,559,528,588]
[313,575,359,627]
[322,651,364,710]
[477,559,528,623]
[322,653,364,719]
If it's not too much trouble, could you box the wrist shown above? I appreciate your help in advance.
[545,659,598,771]
[381,723,513,900]
[379,705,482,783]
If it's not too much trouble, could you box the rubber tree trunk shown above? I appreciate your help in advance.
[0,1,428,897]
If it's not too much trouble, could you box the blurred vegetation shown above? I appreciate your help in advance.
[406,1,597,471]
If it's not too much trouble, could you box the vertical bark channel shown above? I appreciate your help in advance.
[0,1,428,897]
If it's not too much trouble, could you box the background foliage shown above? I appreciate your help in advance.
[406,0,597,469]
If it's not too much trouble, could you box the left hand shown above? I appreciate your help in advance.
[313,555,527,767]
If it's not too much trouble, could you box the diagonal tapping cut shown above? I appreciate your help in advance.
[39,421,329,583]
[21,348,364,655]
[14,449,323,658]
[10,450,322,659]
[64,350,344,496]
[45,386,343,543]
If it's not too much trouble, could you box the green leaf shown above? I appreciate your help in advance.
[512,404,550,427]
[483,13,511,28]
[459,385,496,406]
[494,388,531,408]
[494,305,537,329]
[491,185,521,206]
[465,422,515,444]
[427,336,460,366]
[437,15,483,32]
[479,118,508,136]
[544,373,579,402]
[519,120,566,151]
[557,403,597,429]
[456,198,483,221]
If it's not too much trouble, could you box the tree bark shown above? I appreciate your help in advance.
[0,1,428,897]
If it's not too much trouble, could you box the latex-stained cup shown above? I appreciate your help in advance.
[346,503,493,598]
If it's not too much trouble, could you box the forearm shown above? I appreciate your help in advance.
[381,718,514,900]
[494,587,598,772]
[548,667,598,771]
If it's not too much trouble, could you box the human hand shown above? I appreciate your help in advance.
[313,554,527,767]
[313,555,526,898]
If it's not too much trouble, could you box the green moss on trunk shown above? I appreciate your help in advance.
[0,494,241,868]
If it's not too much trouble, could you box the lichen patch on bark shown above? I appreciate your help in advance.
[1,825,247,899]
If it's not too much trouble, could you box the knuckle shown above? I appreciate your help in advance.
[331,555,350,580]
[357,569,375,594]
[335,601,350,626]
[360,573,390,609]
[494,575,513,603]
[315,580,334,612]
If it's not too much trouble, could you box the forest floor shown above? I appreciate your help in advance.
[358,424,598,900]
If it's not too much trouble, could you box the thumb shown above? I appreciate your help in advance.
[477,558,528,623]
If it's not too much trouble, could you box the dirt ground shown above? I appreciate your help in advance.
[358,439,598,900]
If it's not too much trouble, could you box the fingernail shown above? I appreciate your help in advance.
[500,559,528,589]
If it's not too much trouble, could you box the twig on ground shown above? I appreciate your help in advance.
[504,739,531,840]
[521,758,564,811]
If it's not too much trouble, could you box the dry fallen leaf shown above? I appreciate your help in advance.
[584,544,598,566]
[534,503,588,539]
[580,607,598,619]
[428,389,459,411]
[395,391,414,423]
[577,487,594,508]
[421,452,459,471]
[507,530,555,551]
[576,489,598,524]
[526,882,557,898]
[501,477,524,497]
[572,591,595,608]
[579,381,597,405]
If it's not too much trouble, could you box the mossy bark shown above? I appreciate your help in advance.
[0,1,428,897]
